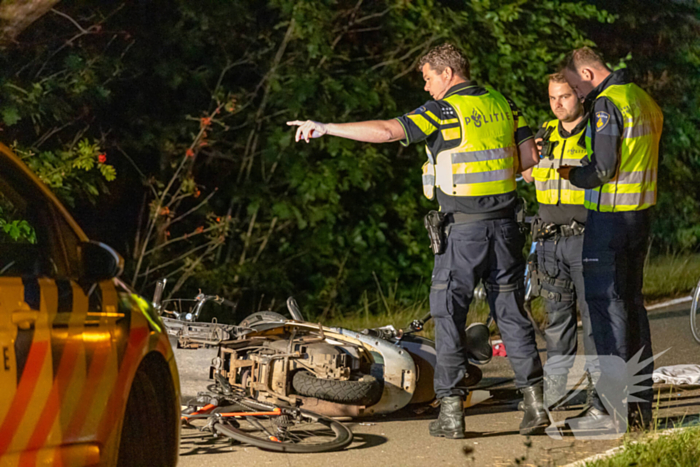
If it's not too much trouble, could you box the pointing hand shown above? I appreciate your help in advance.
[286,120,328,143]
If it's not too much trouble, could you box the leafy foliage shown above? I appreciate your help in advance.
[0,13,122,201]
[11,139,115,206]
[0,216,36,243]
[2,0,698,317]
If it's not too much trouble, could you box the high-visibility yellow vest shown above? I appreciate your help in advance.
[422,88,517,200]
[531,120,586,206]
[584,84,663,212]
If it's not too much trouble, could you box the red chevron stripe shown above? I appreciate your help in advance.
[95,325,149,444]
[0,340,50,456]
[21,325,84,465]
[62,336,112,443]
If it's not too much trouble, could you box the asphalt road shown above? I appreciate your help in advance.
[175,301,700,467]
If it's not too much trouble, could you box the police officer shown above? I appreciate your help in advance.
[522,73,597,410]
[559,47,663,431]
[288,44,549,437]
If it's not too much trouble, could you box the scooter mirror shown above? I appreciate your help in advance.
[153,278,167,314]
[286,296,304,321]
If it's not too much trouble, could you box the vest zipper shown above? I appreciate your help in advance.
[557,139,566,205]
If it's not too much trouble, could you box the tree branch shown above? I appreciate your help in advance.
[0,0,60,44]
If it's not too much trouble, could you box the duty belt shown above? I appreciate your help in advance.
[445,208,515,238]
[559,221,585,237]
[534,219,585,241]
[448,207,515,225]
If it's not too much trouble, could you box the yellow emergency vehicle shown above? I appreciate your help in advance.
[0,143,180,466]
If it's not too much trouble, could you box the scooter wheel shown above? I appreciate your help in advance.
[292,371,383,406]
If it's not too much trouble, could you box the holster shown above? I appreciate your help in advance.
[516,198,529,236]
[424,210,446,255]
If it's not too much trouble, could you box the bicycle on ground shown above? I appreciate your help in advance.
[181,374,354,453]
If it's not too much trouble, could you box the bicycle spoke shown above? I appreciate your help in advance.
[234,415,339,446]
[245,416,276,439]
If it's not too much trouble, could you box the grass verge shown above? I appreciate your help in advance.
[584,425,700,467]
[643,253,700,302]
[325,253,700,338]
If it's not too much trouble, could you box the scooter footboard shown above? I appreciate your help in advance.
[325,327,417,416]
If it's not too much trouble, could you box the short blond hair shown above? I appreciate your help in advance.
[418,43,470,79]
[548,72,568,84]
[564,47,610,72]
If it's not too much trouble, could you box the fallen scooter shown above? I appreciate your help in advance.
[155,280,493,418]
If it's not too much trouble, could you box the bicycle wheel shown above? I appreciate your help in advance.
[691,279,700,344]
[212,400,353,453]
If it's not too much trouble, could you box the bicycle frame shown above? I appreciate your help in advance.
[181,404,282,421]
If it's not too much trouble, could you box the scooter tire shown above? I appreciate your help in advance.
[292,371,383,406]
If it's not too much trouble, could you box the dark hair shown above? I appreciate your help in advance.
[564,47,610,72]
[418,43,470,79]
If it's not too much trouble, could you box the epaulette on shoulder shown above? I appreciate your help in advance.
[438,103,456,118]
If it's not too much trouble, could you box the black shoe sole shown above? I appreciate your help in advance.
[519,422,549,436]
[429,430,466,439]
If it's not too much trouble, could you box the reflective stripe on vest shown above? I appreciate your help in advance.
[422,160,435,200]
[421,87,517,199]
[584,83,663,212]
[531,120,586,206]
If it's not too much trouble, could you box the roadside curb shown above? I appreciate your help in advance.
[562,444,625,467]
[646,295,692,311]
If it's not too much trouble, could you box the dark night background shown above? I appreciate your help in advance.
[1,0,698,320]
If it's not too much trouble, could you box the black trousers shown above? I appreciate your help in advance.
[537,233,597,376]
[582,209,653,414]
[430,217,543,399]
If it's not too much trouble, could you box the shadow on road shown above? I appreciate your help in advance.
[180,427,235,456]
[345,433,389,450]
[463,429,522,439]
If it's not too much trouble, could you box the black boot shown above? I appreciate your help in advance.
[429,396,465,439]
[517,374,574,412]
[558,371,596,417]
[544,374,568,410]
[519,385,550,436]
[565,406,621,434]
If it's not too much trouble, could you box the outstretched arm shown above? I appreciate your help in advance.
[286,119,406,144]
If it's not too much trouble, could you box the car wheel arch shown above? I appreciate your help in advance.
[115,351,180,467]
